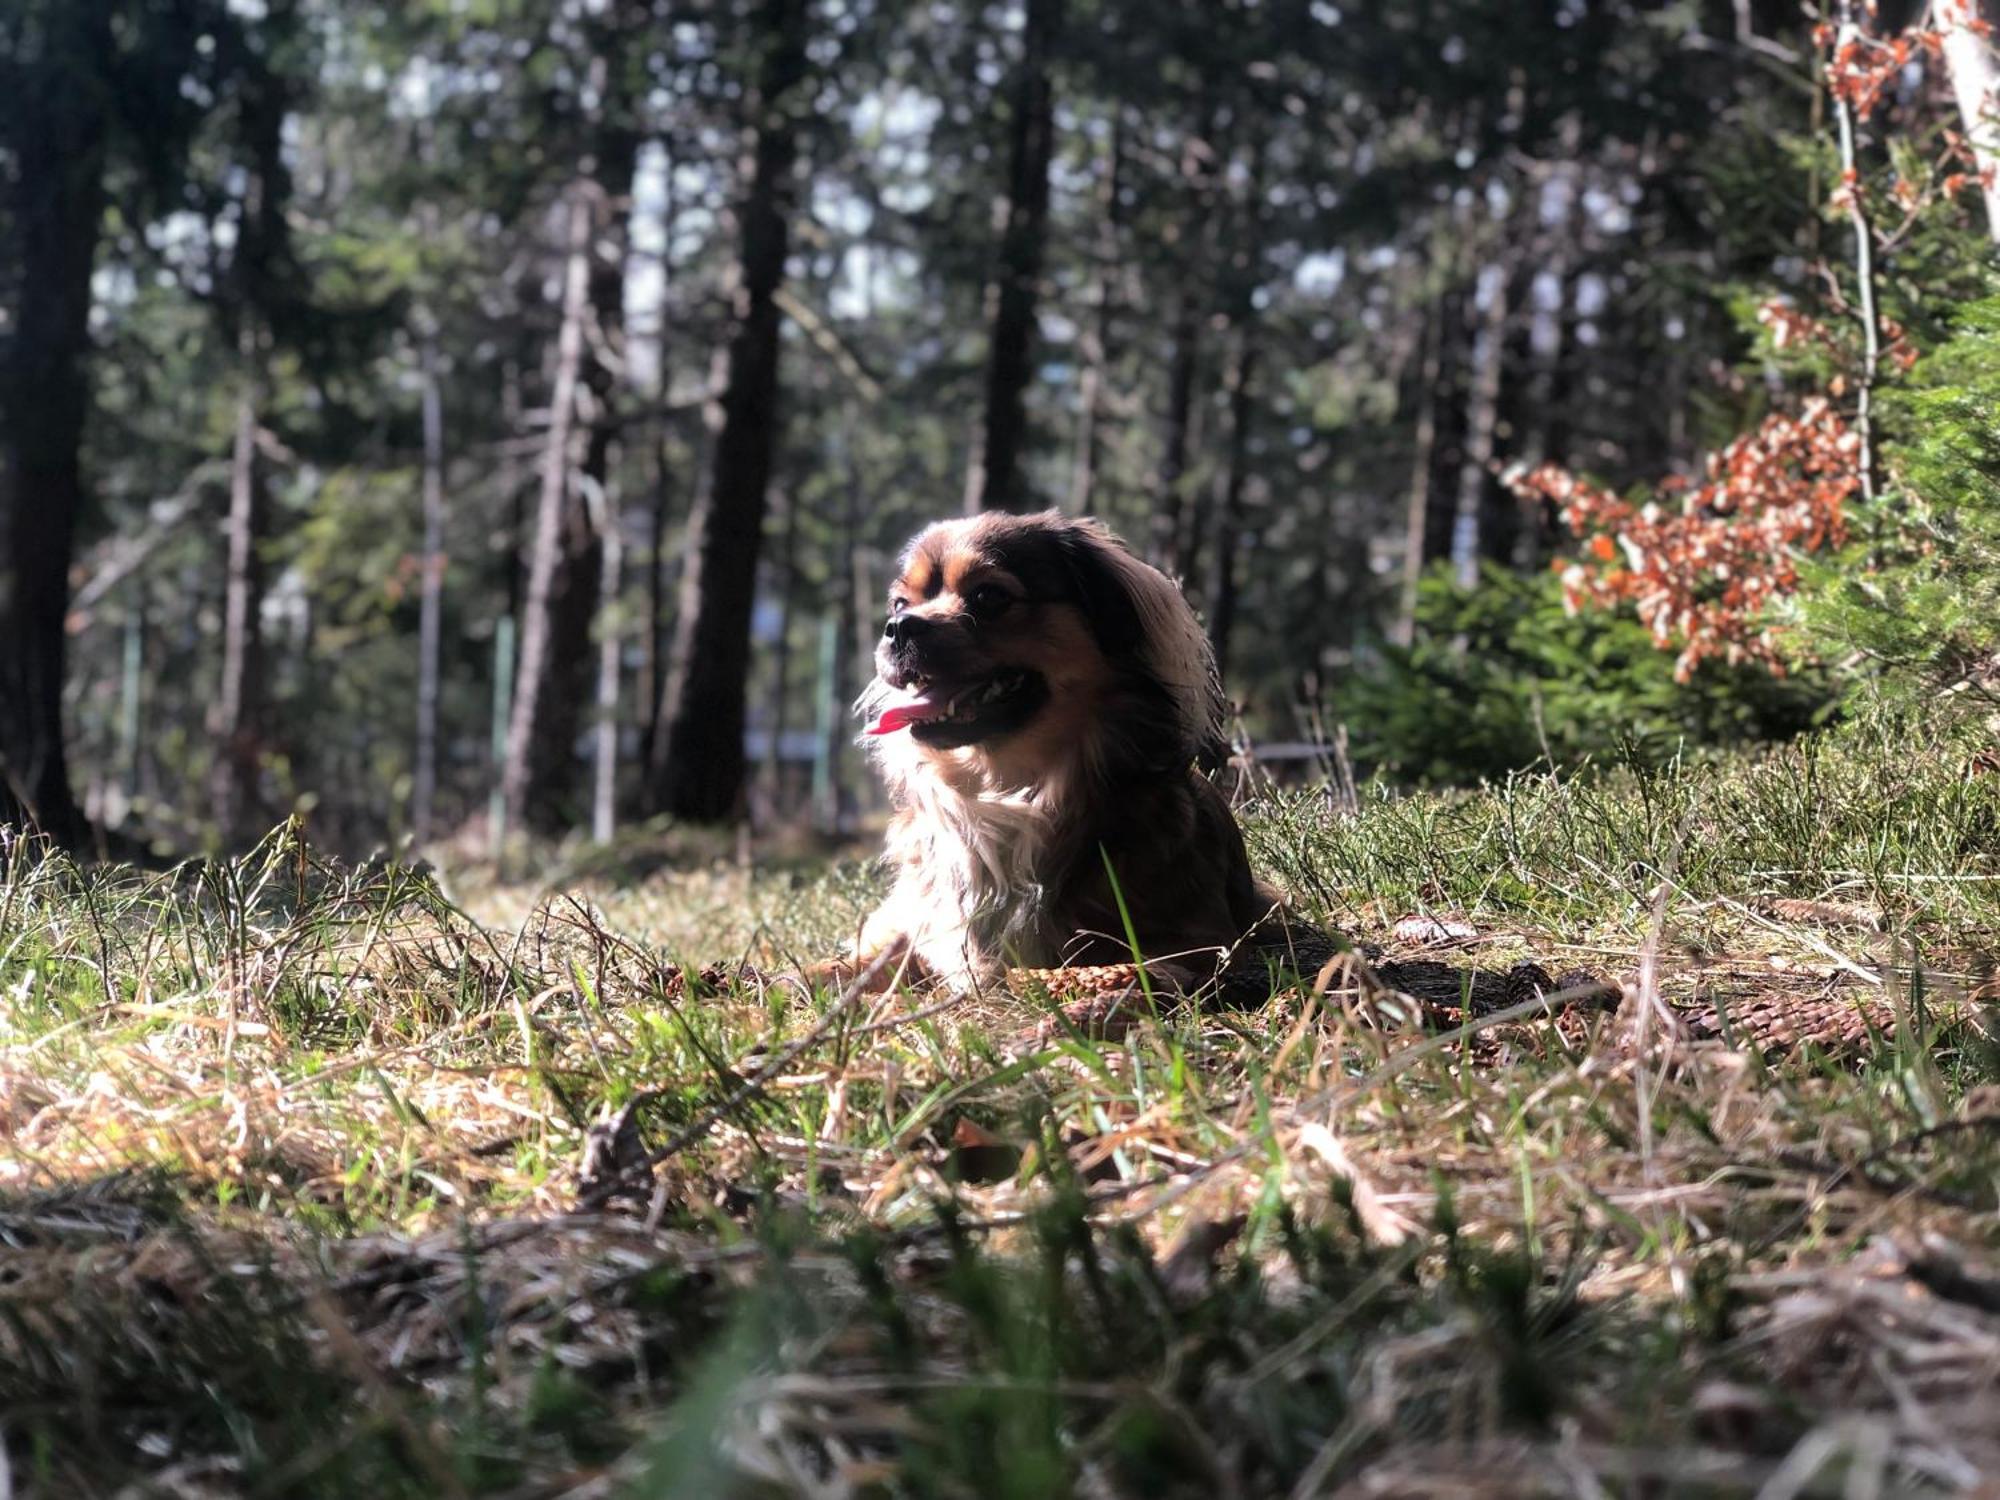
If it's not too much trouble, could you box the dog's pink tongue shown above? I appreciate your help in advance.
[867,688,947,736]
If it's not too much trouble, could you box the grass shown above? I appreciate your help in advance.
[2,711,1998,1496]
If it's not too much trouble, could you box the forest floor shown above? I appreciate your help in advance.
[3,714,1999,1498]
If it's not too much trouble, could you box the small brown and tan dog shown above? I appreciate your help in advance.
[845,510,1319,1003]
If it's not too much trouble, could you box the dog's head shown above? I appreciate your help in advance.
[859,511,1224,785]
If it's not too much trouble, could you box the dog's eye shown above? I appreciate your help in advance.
[889,597,907,615]
[968,585,1013,619]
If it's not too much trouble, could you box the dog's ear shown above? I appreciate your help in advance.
[1048,516,1228,766]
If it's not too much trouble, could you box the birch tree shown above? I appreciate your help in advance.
[1939,0,2000,244]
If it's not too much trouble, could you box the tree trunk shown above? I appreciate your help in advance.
[1152,115,1224,577]
[1450,261,1511,589]
[1512,163,1578,572]
[1304,472,1345,679]
[1523,276,1577,566]
[501,183,595,836]
[962,0,1063,513]
[207,10,294,846]
[818,435,863,837]
[646,0,810,823]
[537,143,640,828]
[759,485,799,820]
[1206,322,1260,682]
[526,434,608,832]
[498,359,527,624]
[1154,288,1205,576]
[1392,305,1445,647]
[1833,0,1883,506]
[1940,0,2000,245]
[412,323,447,843]
[639,429,667,757]
[118,603,145,805]
[209,345,271,841]
[591,463,624,845]
[508,28,643,834]
[1483,262,1536,569]
[1067,109,1124,516]
[637,155,683,763]
[1430,290,1472,540]
[1205,135,1268,682]
[0,7,110,843]
[640,418,693,779]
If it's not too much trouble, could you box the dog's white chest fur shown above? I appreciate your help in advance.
[871,751,1071,984]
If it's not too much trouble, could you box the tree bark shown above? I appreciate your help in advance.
[637,155,683,763]
[962,0,1063,514]
[639,428,668,759]
[501,182,595,836]
[591,463,623,845]
[1423,282,1470,565]
[759,484,799,819]
[1392,308,1443,647]
[1067,109,1124,516]
[640,415,699,780]
[0,6,110,843]
[540,145,640,826]
[501,357,527,625]
[508,24,644,834]
[817,432,863,837]
[646,0,810,823]
[1152,116,1224,577]
[209,341,271,841]
[1153,291,1203,574]
[1833,0,1882,507]
[1450,261,1511,588]
[1512,162,1579,572]
[207,7,295,845]
[412,323,447,843]
[1205,134,1268,682]
[1206,323,1260,682]
[1940,0,2000,246]
[1513,267,1576,571]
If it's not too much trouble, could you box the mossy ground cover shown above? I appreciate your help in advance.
[2,715,1997,1497]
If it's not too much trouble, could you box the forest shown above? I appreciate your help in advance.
[7,0,1988,856]
[4,0,2000,1495]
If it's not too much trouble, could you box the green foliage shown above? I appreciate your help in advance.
[1338,565,1837,785]
[1800,284,2000,697]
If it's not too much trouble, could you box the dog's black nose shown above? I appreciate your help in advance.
[884,613,932,646]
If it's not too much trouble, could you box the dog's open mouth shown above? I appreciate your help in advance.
[866,668,1048,746]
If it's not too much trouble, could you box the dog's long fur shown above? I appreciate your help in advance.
[852,511,1287,990]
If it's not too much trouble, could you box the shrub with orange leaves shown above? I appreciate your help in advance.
[1758,298,1917,379]
[1815,0,1999,228]
[1503,3,1993,699]
[1505,400,1860,683]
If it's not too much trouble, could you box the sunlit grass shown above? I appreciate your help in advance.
[1,712,1997,1493]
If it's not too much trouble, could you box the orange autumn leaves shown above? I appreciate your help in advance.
[1505,398,1860,683]
[1821,0,1994,127]
[1820,1,1996,220]
[1499,0,1992,687]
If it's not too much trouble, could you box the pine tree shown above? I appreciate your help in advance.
[647,0,812,823]
[0,0,221,843]
[1805,285,2000,693]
